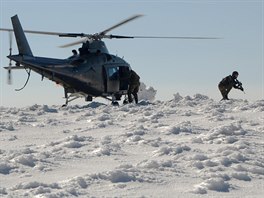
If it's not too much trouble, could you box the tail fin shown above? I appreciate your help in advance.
[11,15,33,56]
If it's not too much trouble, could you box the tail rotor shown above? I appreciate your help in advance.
[7,30,13,84]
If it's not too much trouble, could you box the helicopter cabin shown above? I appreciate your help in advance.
[103,63,131,96]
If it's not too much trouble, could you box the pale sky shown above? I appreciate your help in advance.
[0,0,263,107]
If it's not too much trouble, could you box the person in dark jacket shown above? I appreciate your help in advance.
[218,71,244,100]
[68,49,78,59]
[127,70,140,104]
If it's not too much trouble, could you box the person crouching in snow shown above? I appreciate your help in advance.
[218,71,244,100]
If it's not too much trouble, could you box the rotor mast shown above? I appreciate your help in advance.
[79,40,109,54]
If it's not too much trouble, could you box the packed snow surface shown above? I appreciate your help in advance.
[0,93,263,197]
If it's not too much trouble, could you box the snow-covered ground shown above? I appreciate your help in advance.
[0,93,263,197]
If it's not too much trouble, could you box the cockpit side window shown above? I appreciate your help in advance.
[108,67,119,80]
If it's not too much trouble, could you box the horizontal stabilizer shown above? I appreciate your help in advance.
[4,66,25,70]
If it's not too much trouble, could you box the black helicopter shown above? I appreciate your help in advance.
[0,15,217,106]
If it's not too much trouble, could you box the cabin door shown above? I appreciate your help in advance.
[103,65,120,93]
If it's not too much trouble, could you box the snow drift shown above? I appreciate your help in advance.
[0,93,263,197]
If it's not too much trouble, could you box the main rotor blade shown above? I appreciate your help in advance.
[59,38,87,48]
[106,34,134,39]
[132,36,220,39]
[99,14,143,36]
[109,35,220,39]
[1,15,144,39]
[0,28,66,36]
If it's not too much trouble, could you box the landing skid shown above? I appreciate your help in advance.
[62,91,123,107]
[103,95,120,106]
[62,95,81,107]
[110,94,120,106]
[112,101,119,106]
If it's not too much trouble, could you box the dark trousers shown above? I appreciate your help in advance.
[128,83,139,104]
[218,84,232,100]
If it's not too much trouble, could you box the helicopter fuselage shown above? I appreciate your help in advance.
[9,50,131,101]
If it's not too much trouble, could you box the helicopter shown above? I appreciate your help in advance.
[0,14,217,106]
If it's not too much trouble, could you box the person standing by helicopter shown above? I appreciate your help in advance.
[127,70,140,104]
[218,71,244,100]
[68,49,78,59]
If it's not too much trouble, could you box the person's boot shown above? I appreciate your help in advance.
[134,94,138,104]
[128,94,133,103]
[221,96,229,100]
